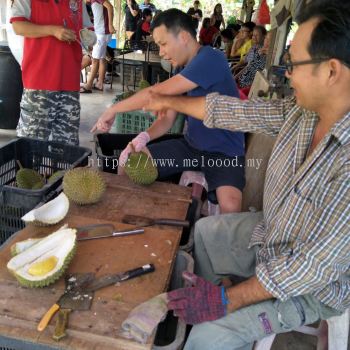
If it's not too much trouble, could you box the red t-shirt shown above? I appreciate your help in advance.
[199,26,219,46]
[141,21,151,34]
[10,0,91,91]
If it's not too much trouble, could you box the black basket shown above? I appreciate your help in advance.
[94,133,183,175]
[0,138,92,244]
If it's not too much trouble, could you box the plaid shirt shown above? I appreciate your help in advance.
[205,94,350,311]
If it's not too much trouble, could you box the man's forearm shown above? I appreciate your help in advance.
[162,95,206,120]
[12,21,57,38]
[111,88,152,113]
[147,110,177,140]
[226,276,274,313]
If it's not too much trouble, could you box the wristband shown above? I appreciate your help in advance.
[221,287,229,315]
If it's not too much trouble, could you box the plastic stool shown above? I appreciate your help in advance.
[254,309,349,350]
[179,171,220,216]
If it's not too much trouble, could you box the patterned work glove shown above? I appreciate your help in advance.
[119,131,150,166]
[167,272,229,325]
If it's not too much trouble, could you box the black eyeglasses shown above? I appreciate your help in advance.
[285,56,330,74]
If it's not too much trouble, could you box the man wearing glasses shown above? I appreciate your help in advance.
[143,0,350,349]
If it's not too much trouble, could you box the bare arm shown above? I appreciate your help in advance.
[127,2,139,17]
[103,0,116,33]
[226,277,273,313]
[12,21,76,41]
[144,93,207,121]
[146,110,177,140]
[91,74,197,132]
[210,15,216,26]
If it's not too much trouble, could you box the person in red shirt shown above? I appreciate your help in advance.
[10,0,92,145]
[199,17,219,46]
[131,8,153,42]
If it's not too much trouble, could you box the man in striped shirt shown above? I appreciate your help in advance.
[143,0,350,349]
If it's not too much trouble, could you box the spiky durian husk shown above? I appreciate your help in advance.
[47,170,64,184]
[13,244,76,288]
[124,152,158,185]
[16,168,45,190]
[138,79,150,90]
[63,167,106,205]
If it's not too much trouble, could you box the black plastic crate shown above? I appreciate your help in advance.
[94,133,183,175]
[0,137,92,244]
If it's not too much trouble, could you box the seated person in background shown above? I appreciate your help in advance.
[199,17,219,46]
[233,25,267,75]
[236,30,271,89]
[230,21,255,61]
[92,9,245,214]
[131,8,153,41]
[220,28,234,57]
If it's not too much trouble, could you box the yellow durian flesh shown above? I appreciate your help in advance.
[28,256,58,276]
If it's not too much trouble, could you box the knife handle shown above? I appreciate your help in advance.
[37,303,60,331]
[155,219,190,227]
[52,309,71,342]
[123,264,155,281]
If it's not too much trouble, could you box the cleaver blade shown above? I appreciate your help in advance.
[76,223,144,241]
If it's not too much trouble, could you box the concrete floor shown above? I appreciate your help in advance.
[0,77,337,350]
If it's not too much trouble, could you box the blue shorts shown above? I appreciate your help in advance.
[148,138,245,203]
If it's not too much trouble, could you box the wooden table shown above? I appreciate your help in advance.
[0,173,191,350]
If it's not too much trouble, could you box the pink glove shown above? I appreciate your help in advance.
[119,132,150,166]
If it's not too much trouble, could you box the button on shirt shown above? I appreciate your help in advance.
[205,94,350,311]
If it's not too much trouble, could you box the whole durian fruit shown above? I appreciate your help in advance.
[63,167,106,205]
[121,90,135,100]
[138,79,150,90]
[124,152,158,185]
[16,168,45,190]
[47,170,64,184]
[7,227,76,288]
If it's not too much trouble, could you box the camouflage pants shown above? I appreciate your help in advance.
[17,89,80,145]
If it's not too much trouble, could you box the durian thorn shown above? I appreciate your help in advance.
[16,160,23,170]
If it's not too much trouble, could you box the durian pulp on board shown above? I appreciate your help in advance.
[7,228,76,287]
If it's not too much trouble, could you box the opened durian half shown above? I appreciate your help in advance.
[21,193,69,226]
[7,228,76,288]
